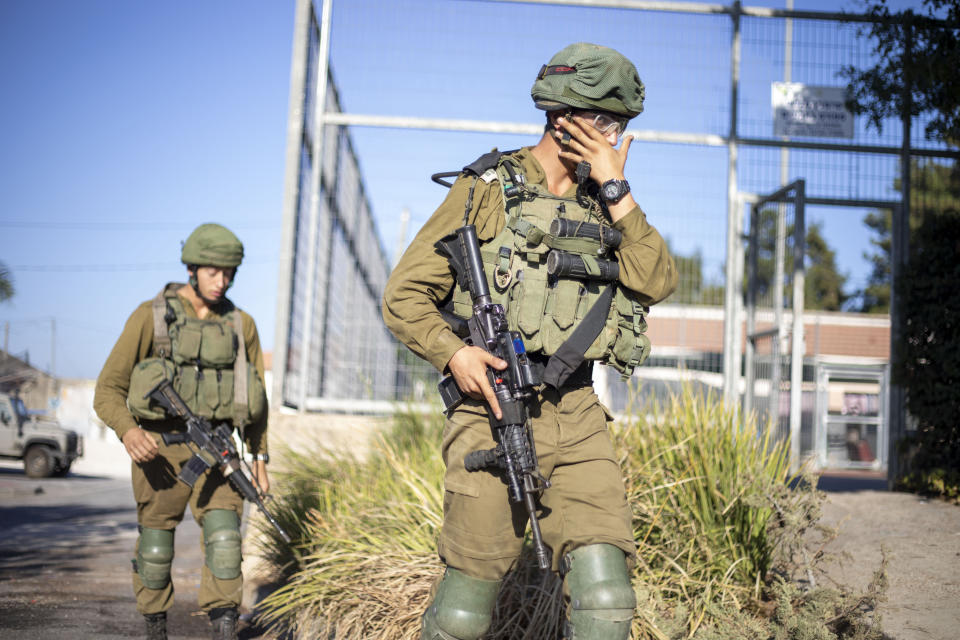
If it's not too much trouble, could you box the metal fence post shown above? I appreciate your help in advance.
[272,0,312,407]
[888,24,912,487]
[723,0,743,405]
[297,0,336,411]
[790,181,806,470]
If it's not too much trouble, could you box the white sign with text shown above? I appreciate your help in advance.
[772,82,854,139]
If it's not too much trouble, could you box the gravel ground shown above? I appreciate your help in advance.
[814,473,960,640]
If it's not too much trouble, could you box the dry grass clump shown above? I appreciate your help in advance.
[617,385,794,636]
[255,410,445,638]
[254,385,884,639]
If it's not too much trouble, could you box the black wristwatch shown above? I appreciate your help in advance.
[600,179,630,204]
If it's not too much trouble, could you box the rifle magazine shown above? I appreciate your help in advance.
[438,376,464,412]
[178,454,211,488]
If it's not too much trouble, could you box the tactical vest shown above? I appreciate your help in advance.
[449,152,650,381]
[127,283,267,426]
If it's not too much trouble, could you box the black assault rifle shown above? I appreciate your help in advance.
[146,379,292,543]
[435,224,552,570]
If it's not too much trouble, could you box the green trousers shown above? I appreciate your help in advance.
[130,429,244,615]
[438,385,635,581]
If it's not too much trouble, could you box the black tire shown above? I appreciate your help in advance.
[52,462,72,477]
[24,445,55,478]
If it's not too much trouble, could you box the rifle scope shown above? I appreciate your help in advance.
[549,218,622,248]
[546,251,620,282]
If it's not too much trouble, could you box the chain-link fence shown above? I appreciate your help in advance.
[273,0,958,425]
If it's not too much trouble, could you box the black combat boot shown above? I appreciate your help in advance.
[143,612,167,640]
[208,607,239,640]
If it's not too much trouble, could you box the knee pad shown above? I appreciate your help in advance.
[562,544,636,640]
[137,527,175,590]
[420,568,501,640]
[203,509,242,580]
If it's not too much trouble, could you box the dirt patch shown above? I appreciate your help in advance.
[815,476,960,640]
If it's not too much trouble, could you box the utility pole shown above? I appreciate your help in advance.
[50,317,56,379]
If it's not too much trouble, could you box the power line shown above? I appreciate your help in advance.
[12,263,176,272]
[0,220,281,231]
[11,257,274,272]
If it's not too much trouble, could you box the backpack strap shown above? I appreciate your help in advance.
[150,282,183,358]
[232,310,249,430]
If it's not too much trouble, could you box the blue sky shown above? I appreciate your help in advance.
[0,1,292,380]
[0,0,926,382]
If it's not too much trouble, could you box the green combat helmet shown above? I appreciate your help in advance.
[181,223,244,268]
[531,42,645,118]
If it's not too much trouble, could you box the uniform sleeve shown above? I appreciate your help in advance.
[240,311,268,455]
[382,174,503,372]
[611,205,678,305]
[93,302,155,442]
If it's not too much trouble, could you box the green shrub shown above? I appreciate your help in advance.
[255,385,883,639]
[618,385,794,634]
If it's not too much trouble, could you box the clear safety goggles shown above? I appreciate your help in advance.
[577,111,629,137]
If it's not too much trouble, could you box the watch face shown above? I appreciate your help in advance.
[602,181,622,201]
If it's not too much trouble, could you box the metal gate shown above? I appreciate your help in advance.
[815,363,888,471]
[744,180,805,469]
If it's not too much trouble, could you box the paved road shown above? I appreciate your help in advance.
[0,464,271,639]
[3,461,956,640]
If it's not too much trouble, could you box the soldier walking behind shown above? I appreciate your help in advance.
[383,43,677,639]
[94,223,270,640]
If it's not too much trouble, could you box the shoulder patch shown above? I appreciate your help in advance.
[480,168,498,184]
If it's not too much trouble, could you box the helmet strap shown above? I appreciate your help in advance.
[187,265,199,291]
[224,267,237,292]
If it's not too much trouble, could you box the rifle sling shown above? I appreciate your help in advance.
[542,284,613,390]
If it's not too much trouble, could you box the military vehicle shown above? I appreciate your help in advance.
[0,392,83,477]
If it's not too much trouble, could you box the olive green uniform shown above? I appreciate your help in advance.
[94,295,268,615]
[383,147,677,580]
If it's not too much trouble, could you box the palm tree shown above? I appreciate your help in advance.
[0,262,14,303]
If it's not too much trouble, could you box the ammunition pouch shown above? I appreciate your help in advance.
[127,284,267,424]
[449,153,651,382]
[128,357,266,423]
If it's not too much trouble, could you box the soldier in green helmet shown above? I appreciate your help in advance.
[383,43,678,639]
[94,223,270,640]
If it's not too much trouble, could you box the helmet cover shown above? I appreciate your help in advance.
[531,42,645,118]
[180,223,244,268]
